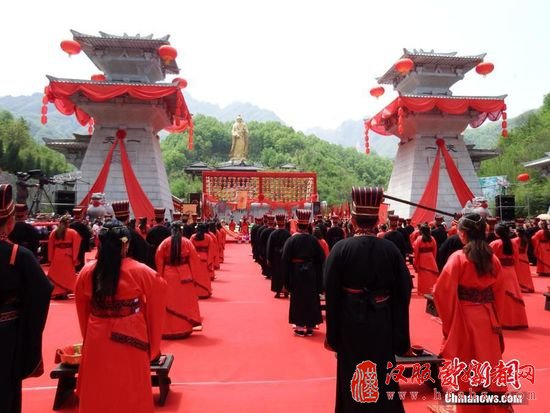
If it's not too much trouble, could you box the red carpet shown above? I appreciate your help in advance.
[24,243,550,412]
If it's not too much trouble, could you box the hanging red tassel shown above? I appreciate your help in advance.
[502,121,507,129]
[502,129,508,138]
[187,118,194,150]
[501,103,508,138]
[397,106,405,136]
[40,115,47,125]
[363,119,370,155]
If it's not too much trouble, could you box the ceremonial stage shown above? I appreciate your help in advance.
[24,243,549,413]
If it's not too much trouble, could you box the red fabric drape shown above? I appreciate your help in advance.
[364,96,506,146]
[45,80,193,141]
[78,140,119,207]
[118,138,155,220]
[437,139,474,207]
[411,148,441,225]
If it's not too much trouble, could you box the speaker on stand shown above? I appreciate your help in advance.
[55,190,76,215]
[495,195,515,222]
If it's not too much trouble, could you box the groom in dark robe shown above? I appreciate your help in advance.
[324,186,412,413]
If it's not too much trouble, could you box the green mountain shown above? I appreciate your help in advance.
[478,94,550,216]
[161,115,393,205]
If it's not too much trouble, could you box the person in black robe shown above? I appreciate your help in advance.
[281,209,325,336]
[266,214,291,298]
[1,184,53,413]
[526,219,539,265]
[69,208,92,272]
[111,201,149,265]
[324,187,411,413]
[251,217,266,264]
[383,215,408,259]
[326,215,346,250]
[436,233,464,272]
[430,216,448,249]
[145,208,171,270]
[8,204,40,257]
[259,216,276,279]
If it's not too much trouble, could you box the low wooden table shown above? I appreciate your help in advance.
[50,354,174,410]
[424,293,439,317]
[395,350,444,391]
[544,292,550,311]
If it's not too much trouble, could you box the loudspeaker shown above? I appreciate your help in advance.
[312,201,321,216]
[495,195,515,221]
[189,192,202,215]
[55,190,76,215]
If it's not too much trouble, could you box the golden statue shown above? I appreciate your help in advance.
[229,115,249,162]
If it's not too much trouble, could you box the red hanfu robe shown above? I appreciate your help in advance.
[317,238,329,258]
[434,251,509,413]
[228,221,236,232]
[216,229,226,263]
[413,236,438,295]
[206,232,220,271]
[240,221,249,235]
[490,240,528,329]
[512,237,535,292]
[75,258,167,413]
[532,229,550,276]
[190,234,214,298]
[48,228,81,295]
[155,236,202,338]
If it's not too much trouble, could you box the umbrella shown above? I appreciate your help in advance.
[536,213,550,220]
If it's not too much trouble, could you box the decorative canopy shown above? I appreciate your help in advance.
[364,95,507,150]
[43,77,193,146]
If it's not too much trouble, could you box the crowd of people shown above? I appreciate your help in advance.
[2,180,550,412]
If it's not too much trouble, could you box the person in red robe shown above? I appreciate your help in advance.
[48,215,81,298]
[155,221,202,338]
[216,222,226,263]
[75,220,167,413]
[413,224,438,295]
[206,223,220,273]
[228,218,236,232]
[190,223,214,298]
[434,213,510,413]
[512,223,535,293]
[490,224,528,329]
[532,220,550,276]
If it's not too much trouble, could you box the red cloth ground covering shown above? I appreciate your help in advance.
[24,245,550,412]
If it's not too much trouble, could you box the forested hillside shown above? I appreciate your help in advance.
[161,115,393,205]
[479,94,550,215]
[0,111,69,176]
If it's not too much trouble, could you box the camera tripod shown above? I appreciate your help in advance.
[28,184,55,217]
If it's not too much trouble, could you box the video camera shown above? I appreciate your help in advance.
[16,170,55,186]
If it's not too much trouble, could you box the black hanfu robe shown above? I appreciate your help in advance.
[69,220,92,271]
[266,228,291,293]
[281,233,325,327]
[436,234,464,272]
[8,222,40,256]
[128,227,149,265]
[324,235,412,413]
[383,229,408,259]
[146,224,171,270]
[250,224,264,262]
[259,226,275,278]
[326,226,345,250]
[0,240,52,413]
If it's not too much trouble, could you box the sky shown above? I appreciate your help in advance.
[1,0,549,132]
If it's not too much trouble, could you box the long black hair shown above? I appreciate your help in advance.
[420,224,431,243]
[495,223,513,256]
[55,215,70,240]
[542,221,550,241]
[92,220,130,303]
[516,227,529,253]
[170,221,184,265]
[195,223,207,241]
[458,213,494,276]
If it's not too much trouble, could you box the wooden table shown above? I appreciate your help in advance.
[396,350,444,391]
[49,354,174,410]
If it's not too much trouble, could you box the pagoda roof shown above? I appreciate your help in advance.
[377,49,486,85]
[46,75,177,88]
[523,152,550,169]
[70,30,179,75]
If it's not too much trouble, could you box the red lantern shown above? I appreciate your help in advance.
[475,62,494,76]
[42,96,49,105]
[60,40,81,57]
[172,77,188,89]
[394,58,414,74]
[502,129,508,138]
[41,106,48,115]
[116,129,127,140]
[517,173,530,182]
[158,45,177,64]
[91,74,106,81]
[41,115,47,125]
[369,86,384,98]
